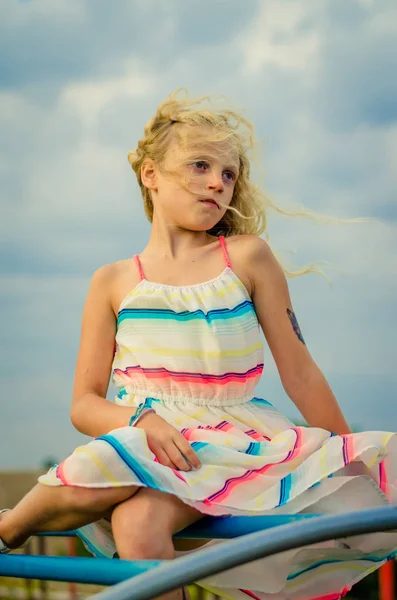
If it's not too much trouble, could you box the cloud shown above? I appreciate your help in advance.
[1,0,396,467]
[61,60,155,131]
[237,0,323,73]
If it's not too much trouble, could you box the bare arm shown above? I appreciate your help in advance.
[245,236,351,435]
[70,265,138,437]
[69,265,201,470]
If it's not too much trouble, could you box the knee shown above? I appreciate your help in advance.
[118,533,174,561]
[112,497,174,560]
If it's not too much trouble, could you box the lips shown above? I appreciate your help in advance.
[199,198,219,208]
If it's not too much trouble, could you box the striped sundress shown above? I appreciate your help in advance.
[39,235,397,600]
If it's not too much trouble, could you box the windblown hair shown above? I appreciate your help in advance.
[128,88,372,280]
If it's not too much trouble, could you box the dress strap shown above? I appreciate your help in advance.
[219,235,232,269]
[133,254,145,282]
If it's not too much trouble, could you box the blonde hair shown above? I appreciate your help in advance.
[128,88,374,281]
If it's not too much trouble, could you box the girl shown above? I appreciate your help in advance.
[1,89,396,600]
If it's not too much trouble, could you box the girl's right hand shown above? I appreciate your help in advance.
[135,412,202,471]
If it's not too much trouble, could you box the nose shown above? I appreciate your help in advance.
[207,170,224,193]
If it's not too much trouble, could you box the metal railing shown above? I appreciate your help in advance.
[0,506,396,599]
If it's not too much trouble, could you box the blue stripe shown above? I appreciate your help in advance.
[143,397,160,408]
[96,434,159,488]
[117,300,255,325]
[287,550,397,580]
[77,531,109,559]
[246,442,255,455]
[278,474,292,506]
[191,441,209,451]
[245,442,264,456]
[250,397,273,407]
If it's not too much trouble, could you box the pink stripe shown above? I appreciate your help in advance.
[379,459,387,496]
[153,454,187,482]
[183,422,235,440]
[181,428,194,441]
[239,589,261,599]
[340,434,355,465]
[172,469,187,483]
[239,586,349,600]
[207,428,302,503]
[197,422,234,432]
[114,365,263,387]
[312,586,351,599]
[197,424,218,432]
[215,421,234,432]
[56,463,68,485]
[347,435,354,463]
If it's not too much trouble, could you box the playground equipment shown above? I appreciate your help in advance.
[0,506,396,599]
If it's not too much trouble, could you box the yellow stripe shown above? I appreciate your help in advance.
[196,583,237,600]
[117,341,264,360]
[367,455,378,469]
[121,393,137,406]
[197,562,382,596]
[359,432,394,469]
[172,409,207,425]
[114,338,263,363]
[382,432,394,452]
[187,465,219,486]
[188,408,208,420]
[74,447,120,484]
[286,560,380,590]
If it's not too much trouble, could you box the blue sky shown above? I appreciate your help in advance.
[0,0,396,469]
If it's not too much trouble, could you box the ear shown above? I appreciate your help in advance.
[141,158,158,192]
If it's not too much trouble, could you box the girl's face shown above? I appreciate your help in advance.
[144,134,239,232]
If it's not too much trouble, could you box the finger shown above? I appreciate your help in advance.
[174,438,202,469]
[152,445,179,470]
[164,441,193,471]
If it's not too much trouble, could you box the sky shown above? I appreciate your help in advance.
[0,0,396,470]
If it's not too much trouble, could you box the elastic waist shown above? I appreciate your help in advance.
[119,385,252,407]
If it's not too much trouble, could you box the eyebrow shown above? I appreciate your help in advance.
[198,154,239,173]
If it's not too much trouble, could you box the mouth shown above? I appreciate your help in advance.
[199,198,219,209]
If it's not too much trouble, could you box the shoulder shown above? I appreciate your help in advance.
[90,260,128,287]
[225,234,277,291]
[225,234,272,260]
[88,259,136,314]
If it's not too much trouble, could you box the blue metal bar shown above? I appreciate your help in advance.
[37,513,321,540]
[1,506,396,590]
[93,505,397,600]
[0,555,161,585]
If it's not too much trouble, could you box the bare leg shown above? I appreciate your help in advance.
[0,483,139,549]
[111,487,203,600]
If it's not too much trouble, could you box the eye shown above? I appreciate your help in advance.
[192,161,236,183]
[224,170,236,182]
[192,160,209,171]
